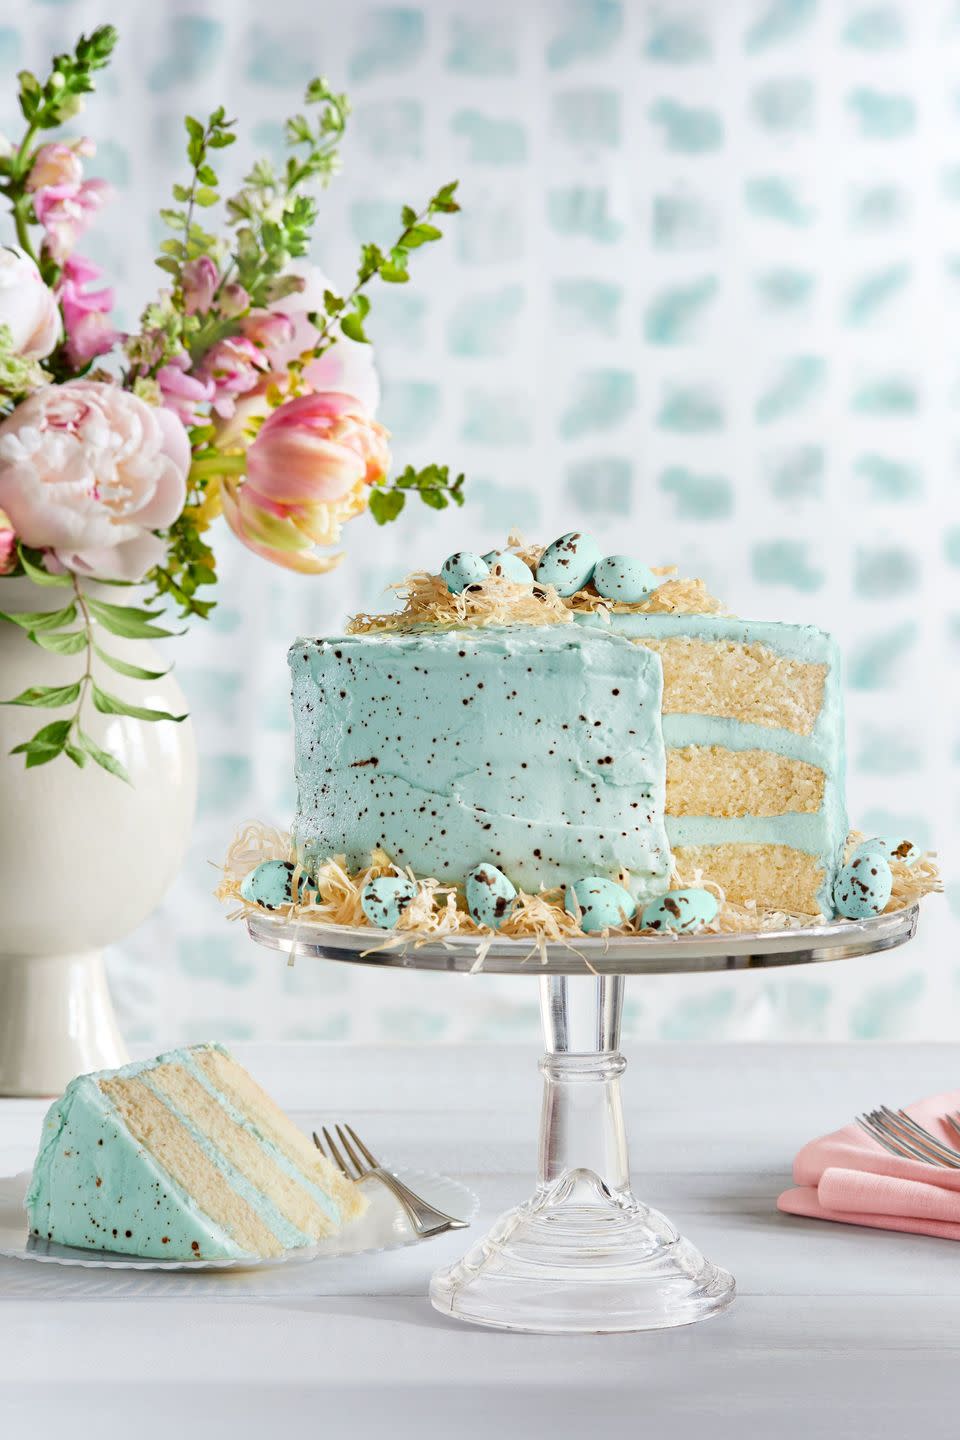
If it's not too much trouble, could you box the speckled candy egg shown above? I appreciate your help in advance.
[441,551,489,594]
[465,863,518,929]
[833,852,892,920]
[240,860,302,910]
[852,836,919,867]
[361,875,419,929]
[592,555,658,604]
[535,532,602,597]
[565,877,636,933]
[482,551,534,586]
[641,888,718,934]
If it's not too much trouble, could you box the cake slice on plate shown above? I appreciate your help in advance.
[26,1043,365,1260]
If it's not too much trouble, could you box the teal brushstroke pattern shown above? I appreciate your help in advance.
[850,975,925,1040]
[380,381,441,441]
[852,376,917,415]
[752,541,825,592]
[855,455,921,501]
[547,187,623,242]
[755,356,825,423]
[847,623,918,689]
[447,17,517,74]
[766,445,824,498]
[755,269,815,310]
[745,0,817,53]
[448,285,525,355]
[553,278,623,335]
[843,6,906,50]
[745,176,815,226]
[565,458,632,514]
[659,466,733,519]
[848,87,915,139]
[350,8,425,81]
[354,99,423,159]
[652,190,718,249]
[851,184,908,229]
[646,13,711,63]
[462,389,533,444]
[559,370,635,438]
[650,100,724,153]
[656,384,724,432]
[552,88,620,148]
[148,16,223,91]
[452,111,526,165]
[547,0,623,69]
[644,276,719,343]
[854,546,920,599]
[751,77,813,134]
[846,263,910,324]
[855,727,921,773]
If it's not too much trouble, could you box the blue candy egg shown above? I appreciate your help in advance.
[535,532,602,597]
[240,860,305,910]
[852,836,919,867]
[465,863,518,929]
[482,551,534,586]
[441,551,490,594]
[592,555,658,604]
[641,888,719,934]
[361,875,419,929]
[833,852,893,920]
[565,877,636,933]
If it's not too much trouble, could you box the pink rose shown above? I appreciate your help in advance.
[223,391,390,573]
[27,142,84,193]
[33,178,110,263]
[0,249,60,360]
[157,354,216,428]
[181,256,218,316]
[0,380,188,581]
[0,507,16,574]
[58,255,121,367]
[199,335,269,418]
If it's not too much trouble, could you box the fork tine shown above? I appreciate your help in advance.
[866,1109,954,1167]
[945,1113,960,1144]
[322,1125,355,1180]
[857,1114,908,1159]
[312,1131,327,1157]
[877,1107,960,1167]
[344,1123,380,1170]
[336,1124,369,1176]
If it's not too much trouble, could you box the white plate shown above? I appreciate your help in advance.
[0,1168,478,1271]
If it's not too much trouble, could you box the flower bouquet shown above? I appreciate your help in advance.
[0,25,463,782]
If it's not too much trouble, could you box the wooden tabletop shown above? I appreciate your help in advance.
[1,1042,957,1439]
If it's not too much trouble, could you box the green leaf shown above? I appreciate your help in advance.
[0,602,77,632]
[379,262,409,284]
[419,488,448,511]
[29,628,87,655]
[172,182,192,202]
[401,205,417,227]
[339,312,369,344]
[369,488,405,525]
[93,644,170,682]
[10,720,72,763]
[78,729,130,784]
[86,597,178,640]
[155,256,181,276]
[16,546,72,587]
[208,131,236,149]
[64,743,88,768]
[24,745,63,769]
[195,186,219,207]
[402,222,442,248]
[91,684,187,724]
[4,682,82,709]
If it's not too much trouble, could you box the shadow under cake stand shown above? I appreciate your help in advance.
[246,905,918,1335]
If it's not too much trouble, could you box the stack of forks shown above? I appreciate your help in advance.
[857,1107,960,1168]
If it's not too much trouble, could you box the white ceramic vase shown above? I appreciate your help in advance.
[0,578,196,1096]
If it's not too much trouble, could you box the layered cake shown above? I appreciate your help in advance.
[27,1043,365,1259]
[291,627,671,903]
[226,529,934,937]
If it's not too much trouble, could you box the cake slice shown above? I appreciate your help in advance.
[26,1043,366,1260]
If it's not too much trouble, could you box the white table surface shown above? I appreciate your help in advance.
[1,1041,958,1439]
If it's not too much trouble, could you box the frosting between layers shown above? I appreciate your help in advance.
[290,626,672,902]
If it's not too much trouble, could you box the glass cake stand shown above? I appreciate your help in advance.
[246,905,918,1334]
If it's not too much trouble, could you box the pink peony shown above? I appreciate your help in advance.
[58,255,121,367]
[223,391,390,573]
[0,380,189,581]
[157,354,216,428]
[181,256,218,316]
[0,249,60,360]
[33,178,111,264]
[199,335,269,418]
[27,141,85,193]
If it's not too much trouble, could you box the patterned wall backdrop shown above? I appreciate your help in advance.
[9,0,958,1043]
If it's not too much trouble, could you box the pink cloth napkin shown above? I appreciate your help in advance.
[778,1089,960,1240]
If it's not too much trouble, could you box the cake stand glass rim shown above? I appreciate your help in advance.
[244,904,918,975]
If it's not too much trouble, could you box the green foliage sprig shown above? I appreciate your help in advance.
[0,548,185,781]
[369,464,466,526]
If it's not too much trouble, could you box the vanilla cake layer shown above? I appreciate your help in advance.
[26,1044,364,1259]
[290,627,672,902]
[577,613,847,914]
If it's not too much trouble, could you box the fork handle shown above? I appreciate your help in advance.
[372,1169,469,1232]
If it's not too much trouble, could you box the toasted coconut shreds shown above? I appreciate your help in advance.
[218,826,940,968]
[345,534,723,633]
[347,569,571,634]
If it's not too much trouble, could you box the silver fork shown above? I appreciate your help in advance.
[856,1107,960,1167]
[313,1123,469,1236]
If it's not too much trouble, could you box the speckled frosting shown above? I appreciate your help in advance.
[290,626,671,901]
[26,1043,357,1259]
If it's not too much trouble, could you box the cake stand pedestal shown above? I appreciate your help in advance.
[246,906,918,1334]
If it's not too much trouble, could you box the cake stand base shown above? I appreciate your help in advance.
[431,972,734,1333]
[430,1169,734,1334]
